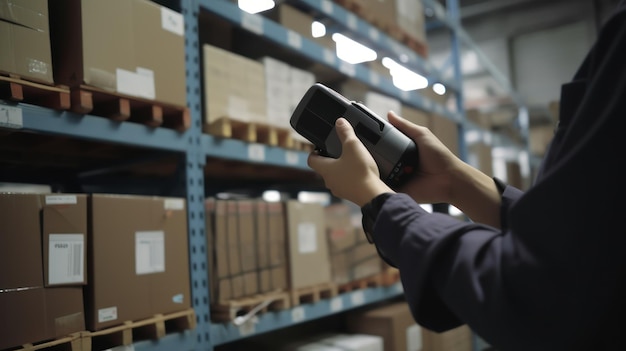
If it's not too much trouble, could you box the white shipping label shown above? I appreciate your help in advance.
[339,61,356,77]
[323,49,336,65]
[135,231,165,275]
[98,306,118,323]
[248,144,266,162]
[287,30,302,49]
[291,306,306,323]
[0,104,23,129]
[48,234,84,285]
[164,198,185,211]
[369,27,380,41]
[242,12,263,35]
[350,290,365,306]
[285,151,299,165]
[116,68,156,100]
[161,7,184,36]
[406,324,422,351]
[346,13,357,30]
[297,223,317,254]
[369,71,380,86]
[45,195,77,205]
[330,297,343,312]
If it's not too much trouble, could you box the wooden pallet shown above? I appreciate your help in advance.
[10,333,85,351]
[69,85,190,131]
[337,268,401,294]
[83,308,196,351]
[0,74,71,110]
[210,290,291,323]
[205,116,294,148]
[290,282,337,306]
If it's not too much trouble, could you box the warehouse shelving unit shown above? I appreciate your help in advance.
[0,0,531,350]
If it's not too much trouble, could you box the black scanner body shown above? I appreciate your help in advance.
[289,83,419,188]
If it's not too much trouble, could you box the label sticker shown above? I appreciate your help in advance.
[346,13,357,30]
[172,294,184,304]
[164,198,185,210]
[321,0,333,14]
[406,324,422,351]
[242,12,263,35]
[323,49,336,65]
[27,58,49,75]
[401,90,410,100]
[287,30,302,49]
[369,27,380,41]
[45,195,77,205]
[116,68,156,100]
[350,291,365,306]
[98,306,118,323]
[248,144,266,162]
[161,7,184,36]
[285,151,299,165]
[297,223,317,254]
[0,105,23,129]
[369,71,380,86]
[330,297,343,312]
[339,61,356,77]
[49,234,84,285]
[135,231,165,275]
[291,306,306,323]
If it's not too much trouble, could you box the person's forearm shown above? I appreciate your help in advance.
[448,161,502,229]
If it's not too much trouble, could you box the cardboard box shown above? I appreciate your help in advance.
[347,301,422,351]
[351,241,383,280]
[238,200,257,274]
[0,193,86,349]
[267,202,288,290]
[529,124,555,156]
[325,203,357,254]
[203,44,268,125]
[423,325,473,351]
[506,161,524,189]
[284,201,332,289]
[87,194,191,330]
[226,200,242,277]
[0,0,53,83]
[401,105,431,127]
[355,0,426,47]
[266,3,336,50]
[468,142,493,177]
[49,0,186,106]
[430,113,460,157]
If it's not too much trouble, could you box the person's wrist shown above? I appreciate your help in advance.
[354,178,394,207]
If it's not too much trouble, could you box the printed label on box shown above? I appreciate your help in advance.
[135,231,165,275]
[98,306,118,323]
[297,223,317,254]
[164,198,185,210]
[49,234,84,285]
[116,68,156,100]
[406,324,422,351]
[45,195,77,205]
[161,7,184,36]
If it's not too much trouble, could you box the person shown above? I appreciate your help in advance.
[307,2,626,350]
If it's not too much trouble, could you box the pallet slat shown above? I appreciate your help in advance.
[211,290,291,323]
[290,282,337,306]
[205,116,294,148]
[0,75,70,110]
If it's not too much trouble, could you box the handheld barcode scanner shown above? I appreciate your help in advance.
[290,83,419,188]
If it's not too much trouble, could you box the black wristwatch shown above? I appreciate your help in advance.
[361,193,394,244]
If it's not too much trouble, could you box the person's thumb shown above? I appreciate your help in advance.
[387,110,423,140]
[335,118,356,145]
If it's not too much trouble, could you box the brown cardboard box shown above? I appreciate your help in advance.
[0,193,86,349]
[284,201,332,289]
[49,0,186,106]
[331,251,351,285]
[0,0,53,83]
[351,241,383,280]
[87,194,191,330]
[267,202,288,290]
[255,200,274,293]
[430,114,460,157]
[529,124,555,156]
[506,161,524,189]
[325,203,357,254]
[347,301,422,351]
[266,3,335,49]
[238,200,258,275]
[226,200,241,277]
[423,325,473,351]
[43,194,88,287]
[401,105,431,127]
[354,0,426,46]
[468,142,493,177]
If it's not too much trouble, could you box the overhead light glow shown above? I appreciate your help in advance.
[332,33,377,64]
[238,0,275,14]
[312,21,326,38]
[433,83,446,95]
[382,57,428,91]
[262,190,281,202]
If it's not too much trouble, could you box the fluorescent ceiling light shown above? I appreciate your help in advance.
[433,83,446,95]
[238,0,275,14]
[312,21,326,38]
[382,57,428,91]
[332,33,377,64]
[262,190,281,202]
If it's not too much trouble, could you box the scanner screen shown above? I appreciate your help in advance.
[308,90,346,125]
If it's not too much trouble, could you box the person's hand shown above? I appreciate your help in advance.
[387,111,464,204]
[307,118,394,207]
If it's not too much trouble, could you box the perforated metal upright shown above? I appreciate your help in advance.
[182,0,212,349]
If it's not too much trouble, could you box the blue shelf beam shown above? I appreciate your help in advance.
[2,102,191,152]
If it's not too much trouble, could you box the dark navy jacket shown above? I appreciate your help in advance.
[372,4,626,350]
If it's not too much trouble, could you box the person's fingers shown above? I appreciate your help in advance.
[387,110,425,140]
[307,152,332,172]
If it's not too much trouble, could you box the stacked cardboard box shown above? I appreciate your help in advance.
[430,113,461,157]
[206,198,288,304]
[347,301,473,351]
[203,44,268,126]
[325,202,384,285]
[266,3,336,50]
[0,0,53,83]
[86,194,191,331]
[0,193,86,350]
[401,104,431,127]
[49,0,186,106]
